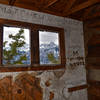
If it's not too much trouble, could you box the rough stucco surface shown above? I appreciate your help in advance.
[0,4,87,100]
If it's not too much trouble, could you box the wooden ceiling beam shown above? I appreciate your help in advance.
[14,2,62,17]
[83,3,100,20]
[43,9,63,16]
[63,0,100,16]
[9,0,16,5]
[44,0,58,8]
[14,3,40,11]
[63,0,77,14]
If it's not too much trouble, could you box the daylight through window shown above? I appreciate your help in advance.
[39,31,60,64]
[0,19,66,72]
[3,26,31,65]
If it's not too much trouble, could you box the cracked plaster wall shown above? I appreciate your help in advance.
[0,4,87,100]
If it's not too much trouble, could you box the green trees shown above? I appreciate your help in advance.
[3,28,27,65]
[47,53,60,64]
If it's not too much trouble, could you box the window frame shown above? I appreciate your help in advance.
[0,19,66,72]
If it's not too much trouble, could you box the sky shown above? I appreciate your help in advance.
[3,26,59,47]
[39,31,59,45]
[3,26,30,47]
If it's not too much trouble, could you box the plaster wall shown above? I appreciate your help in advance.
[0,4,87,100]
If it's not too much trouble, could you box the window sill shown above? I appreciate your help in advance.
[0,64,66,72]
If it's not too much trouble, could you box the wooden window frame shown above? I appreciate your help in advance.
[0,18,66,72]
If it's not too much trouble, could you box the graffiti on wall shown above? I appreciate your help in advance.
[67,49,85,70]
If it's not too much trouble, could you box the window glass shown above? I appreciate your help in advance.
[3,26,31,65]
[39,31,60,64]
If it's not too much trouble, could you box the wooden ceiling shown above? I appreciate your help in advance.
[0,0,100,30]
[0,0,99,21]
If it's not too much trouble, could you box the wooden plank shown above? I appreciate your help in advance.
[88,22,100,28]
[0,1,9,5]
[14,1,40,11]
[63,0,100,16]
[9,0,16,5]
[84,12,100,21]
[85,18,100,27]
[88,34,100,45]
[88,86,100,97]
[0,65,65,72]
[83,3,100,20]
[86,57,100,65]
[88,45,100,57]
[68,84,88,92]
[0,24,3,65]
[83,7,94,20]
[43,9,63,16]
[88,80,100,84]
[86,64,100,70]
[31,29,40,65]
[84,3,100,20]
[63,0,77,14]
[14,2,62,17]
[88,80,100,100]
[44,0,58,8]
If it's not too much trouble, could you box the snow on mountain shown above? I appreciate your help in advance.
[3,42,59,64]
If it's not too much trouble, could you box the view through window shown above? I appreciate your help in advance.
[0,19,66,71]
[39,31,60,64]
[3,26,30,65]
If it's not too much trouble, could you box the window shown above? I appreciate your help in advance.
[3,26,31,65]
[0,19,66,72]
[39,31,60,64]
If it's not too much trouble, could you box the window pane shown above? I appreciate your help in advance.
[39,31,60,64]
[3,26,31,65]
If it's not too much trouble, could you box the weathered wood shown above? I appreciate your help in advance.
[14,1,40,11]
[83,3,100,20]
[0,1,9,5]
[83,6,94,19]
[87,22,100,28]
[0,73,43,100]
[86,64,100,70]
[85,18,100,28]
[63,0,77,14]
[88,85,100,97]
[88,45,100,57]
[0,24,3,65]
[0,76,12,100]
[0,0,99,21]
[63,0,100,16]
[9,0,16,5]
[68,84,88,92]
[44,0,58,8]
[0,65,65,72]
[86,57,100,67]
[88,34,100,45]
[84,12,100,21]
[31,29,40,65]
[13,73,43,100]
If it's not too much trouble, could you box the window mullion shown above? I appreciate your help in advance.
[59,30,66,65]
[0,24,3,66]
[31,29,40,66]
